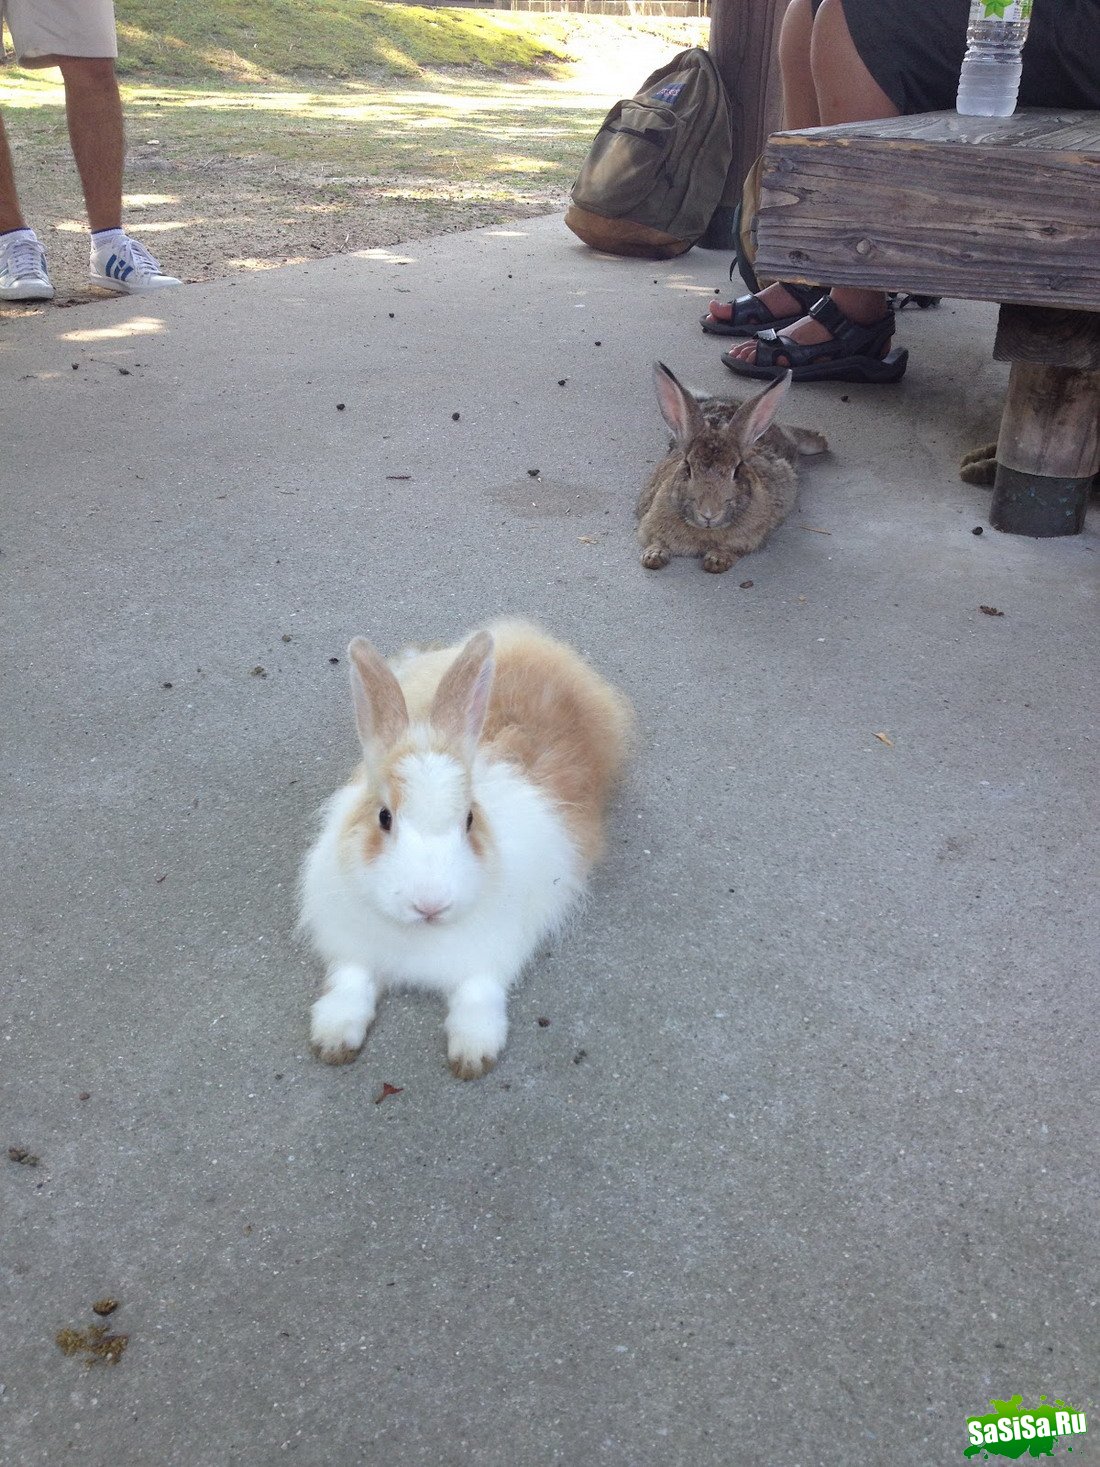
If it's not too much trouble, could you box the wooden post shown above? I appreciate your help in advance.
[699,0,789,249]
[991,365,1100,535]
[990,305,1100,536]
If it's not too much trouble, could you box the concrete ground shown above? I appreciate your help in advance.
[1,216,1097,1467]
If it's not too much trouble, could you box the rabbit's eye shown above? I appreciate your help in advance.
[683,462,693,478]
[732,461,747,481]
[379,807,393,831]
[466,810,474,832]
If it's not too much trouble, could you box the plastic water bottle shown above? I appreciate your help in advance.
[956,0,1033,118]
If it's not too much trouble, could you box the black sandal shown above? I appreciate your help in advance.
[701,280,824,338]
[721,295,909,384]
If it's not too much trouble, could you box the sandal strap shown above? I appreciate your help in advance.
[727,251,827,311]
[722,277,825,313]
[719,281,826,332]
[809,294,896,351]
[726,292,783,330]
[785,281,827,313]
[751,328,815,371]
[751,298,896,371]
[890,291,940,311]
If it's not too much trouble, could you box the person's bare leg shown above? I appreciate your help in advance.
[811,0,897,325]
[779,0,821,130]
[56,56,125,232]
[706,0,821,329]
[727,0,901,365]
[810,0,898,126]
[0,114,29,233]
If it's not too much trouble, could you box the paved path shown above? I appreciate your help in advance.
[2,217,1097,1466]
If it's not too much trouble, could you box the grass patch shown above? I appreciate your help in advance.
[112,0,571,82]
[0,69,608,193]
[0,7,708,302]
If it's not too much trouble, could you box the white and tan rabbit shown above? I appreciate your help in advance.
[300,620,633,1079]
[636,362,827,573]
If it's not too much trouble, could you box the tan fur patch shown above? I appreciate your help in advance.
[465,799,491,863]
[429,629,493,743]
[480,623,633,866]
[338,738,492,868]
[338,762,408,866]
[450,1052,497,1081]
[312,1039,363,1065]
[349,637,410,747]
[389,647,461,721]
[378,621,632,868]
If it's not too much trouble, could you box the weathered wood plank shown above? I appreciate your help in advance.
[991,362,1100,534]
[994,305,1100,368]
[754,109,1100,310]
[997,364,1100,480]
[792,110,1100,151]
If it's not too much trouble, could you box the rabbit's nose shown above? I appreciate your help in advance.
[414,898,451,922]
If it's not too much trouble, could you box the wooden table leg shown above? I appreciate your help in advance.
[991,307,1100,536]
[991,364,1100,535]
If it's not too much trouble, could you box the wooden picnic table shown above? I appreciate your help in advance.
[753,109,1100,535]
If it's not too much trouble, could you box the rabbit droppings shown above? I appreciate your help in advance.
[636,363,827,574]
[300,621,633,1079]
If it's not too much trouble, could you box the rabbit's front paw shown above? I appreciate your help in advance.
[310,984,374,1065]
[702,550,735,574]
[960,442,998,486]
[641,542,671,570]
[446,979,507,1081]
[448,1044,499,1081]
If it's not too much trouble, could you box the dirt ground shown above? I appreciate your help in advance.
[1,126,566,312]
[1,22,707,313]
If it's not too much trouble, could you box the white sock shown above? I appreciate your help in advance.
[2,226,39,243]
[90,227,126,250]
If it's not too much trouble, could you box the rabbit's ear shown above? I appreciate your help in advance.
[348,637,410,750]
[430,630,495,748]
[728,369,792,447]
[653,361,705,449]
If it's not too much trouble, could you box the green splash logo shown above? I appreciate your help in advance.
[965,1396,1088,1458]
[979,0,1033,19]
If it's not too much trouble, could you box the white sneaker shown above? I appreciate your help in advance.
[0,229,55,301]
[89,234,181,293]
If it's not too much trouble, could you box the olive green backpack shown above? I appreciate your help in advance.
[565,48,733,260]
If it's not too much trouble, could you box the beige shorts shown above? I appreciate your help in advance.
[1,0,117,65]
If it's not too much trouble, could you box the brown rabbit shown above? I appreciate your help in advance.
[636,363,827,573]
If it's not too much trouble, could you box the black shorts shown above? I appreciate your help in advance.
[812,0,1100,114]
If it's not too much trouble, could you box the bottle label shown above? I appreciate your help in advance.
[975,0,1032,19]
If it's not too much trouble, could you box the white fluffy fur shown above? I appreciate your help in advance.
[300,727,584,1077]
